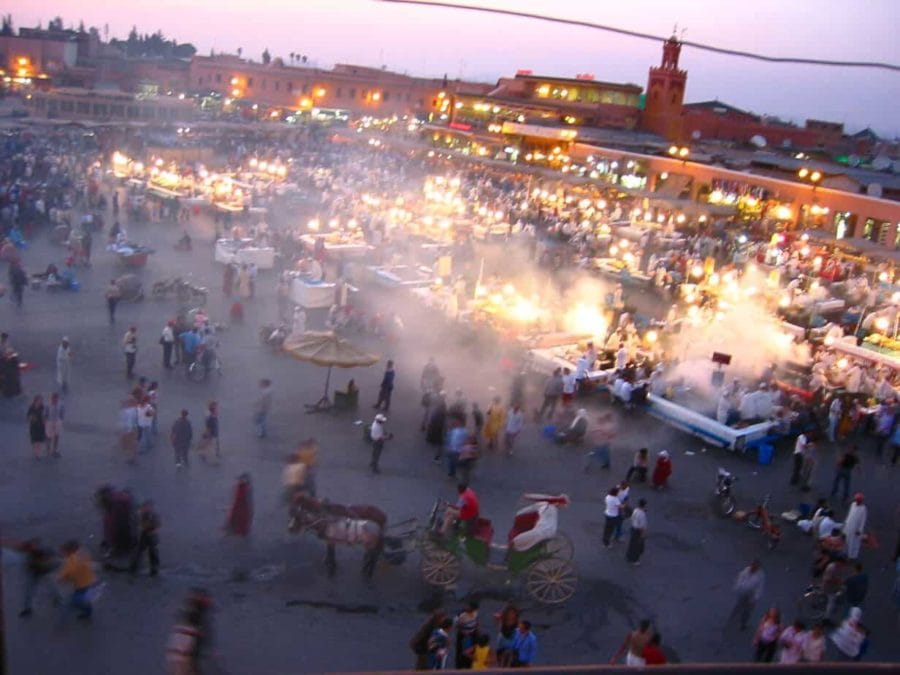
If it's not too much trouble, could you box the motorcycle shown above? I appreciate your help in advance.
[152,277,208,306]
[746,493,781,550]
[715,467,736,517]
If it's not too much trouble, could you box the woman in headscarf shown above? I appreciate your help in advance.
[652,451,672,490]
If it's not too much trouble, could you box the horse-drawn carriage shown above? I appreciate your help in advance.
[287,492,578,605]
[417,493,577,605]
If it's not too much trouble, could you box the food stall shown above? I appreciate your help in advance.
[214,238,276,269]
[290,276,352,309]
[646,393,776,452]
[300,233,372,259]
[365,265,436,289]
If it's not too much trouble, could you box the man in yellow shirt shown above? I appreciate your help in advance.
[57,541,97,619]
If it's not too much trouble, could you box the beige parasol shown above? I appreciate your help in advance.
[282,331,379,410]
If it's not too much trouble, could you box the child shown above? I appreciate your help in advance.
[467,633,492,670]
[427,617,453,670]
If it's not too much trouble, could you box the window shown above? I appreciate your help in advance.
[336,87,342,98]
[349,88,356,99]
[111,104,125,117]
[127,106,138,119]
[287,81,293,92]
[383,91,390,102]
[215,74,221,84]
[60,100,74,112]
[247,77,254,87]
[262,79,267,90]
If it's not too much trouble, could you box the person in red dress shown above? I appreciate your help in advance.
[643,633,668,665]
[225,474,253,537]
[652,450,673,490]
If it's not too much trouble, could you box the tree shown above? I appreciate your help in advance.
[77,20,86,34]
[0,14,13,36]
[48,16,64,31]
[237,47,243,58]
[289,52,295,65]
[301,55,308,64]
[262,48,271,65]
[173,43,197,58]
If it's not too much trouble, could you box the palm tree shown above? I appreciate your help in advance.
[236,47,242,58]
[290,52,295,65]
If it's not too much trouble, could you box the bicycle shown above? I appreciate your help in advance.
[798,582,845,623]
[746,493,781,549]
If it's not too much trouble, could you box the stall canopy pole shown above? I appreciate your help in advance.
[475,257,485,299]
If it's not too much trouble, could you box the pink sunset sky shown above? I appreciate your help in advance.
[11,0,900,135]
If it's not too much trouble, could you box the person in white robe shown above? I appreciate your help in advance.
[843,494,867,560]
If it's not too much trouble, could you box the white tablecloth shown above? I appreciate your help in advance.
[291,278,335,308]
[299,235,372,258]
[215,240,276,269]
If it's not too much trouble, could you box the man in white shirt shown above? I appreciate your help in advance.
[561,368,577,409]
[790,433,809,485]
[574,354,591,393]
[369,414,389,474]
[602,487,622,548]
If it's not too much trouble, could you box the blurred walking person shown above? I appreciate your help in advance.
[171,409,193,468]
[45,391,65,458]
[483,397,505,451]
[56,336,71,392]
[200,401,220,463]
[160,321,175,369]
[123,325,138,379]
[26,394,48,459]
[731,560,765,630]
[130,501,161,577]
[105,278,121,324]
[504,404,524,455]
[253,379,273,438]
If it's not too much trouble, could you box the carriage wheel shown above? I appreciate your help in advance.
[525,557,577,605]
[421,549,460,587]
[544,532,574,560]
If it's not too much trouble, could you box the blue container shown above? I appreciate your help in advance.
[542,424,557,439]
[757,443,774,465]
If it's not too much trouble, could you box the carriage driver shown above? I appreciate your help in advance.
[440,483,480,536]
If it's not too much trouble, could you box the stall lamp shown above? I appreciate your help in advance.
[875,317,890,332]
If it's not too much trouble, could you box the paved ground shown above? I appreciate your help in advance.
[2,197,899,673]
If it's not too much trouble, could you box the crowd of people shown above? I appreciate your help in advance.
[2,119,900,674]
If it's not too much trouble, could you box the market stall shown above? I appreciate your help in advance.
[214,238,276,269]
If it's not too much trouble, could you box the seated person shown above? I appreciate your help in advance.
[440,483,480,536]
[556,409,588,444]
[346,379,358,395]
